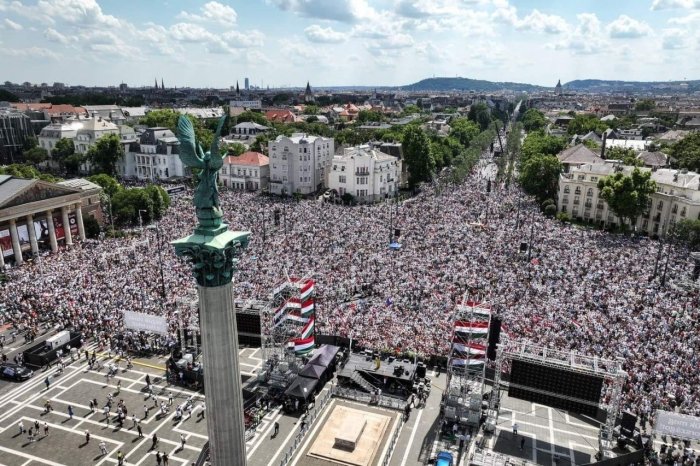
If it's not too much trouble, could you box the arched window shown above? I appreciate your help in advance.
[672,204,678,214]
[587,188,594,197]
[564,185,570,194]
[657,201,663,211]
[574,186,581,195]
[680,207,686,217]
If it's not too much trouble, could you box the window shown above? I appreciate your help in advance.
[574,186,581,195]
[591,177,598,182]
[561,205,567,213]
[339,175,346,183]
[562,197,569,204]
[573,196,580,205]
[586,188,593,197]
[564,186,570,194]
[681,207,687,217]
[672,204,678,214]
[657,201,663,211]
[578,175,585,181]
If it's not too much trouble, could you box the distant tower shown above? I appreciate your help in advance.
[304,81,314,103]
[155,77,159,89]
[161,78,164,90]
[244,77,249,91]
[555,79,563,96]
[236,81,240,96]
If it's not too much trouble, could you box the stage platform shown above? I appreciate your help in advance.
[338,352,417,393]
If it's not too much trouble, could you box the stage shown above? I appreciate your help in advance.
[338,351,417,396]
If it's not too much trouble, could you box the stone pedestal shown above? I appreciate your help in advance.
[198,283,247,466]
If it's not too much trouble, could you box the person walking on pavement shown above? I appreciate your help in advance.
[43,422,49,437]
[137,423,143,438]
[520,437,526,451]
[273,421,280,437]
[155,451,162,466]
[180,433,186,450]
[34,420,39,434]
[145,374,151,390]
[99,440,108,456]
[132,414,138,429]
[513,423,519,437]
[162,452,169,466]
[67,405,74,420]
[117,450,125,465]
[44,376,50,390]
[85,429,90,443]
[151,433,159,450]
[18,421,24,436]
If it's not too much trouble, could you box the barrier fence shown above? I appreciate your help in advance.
[278,388,334,466]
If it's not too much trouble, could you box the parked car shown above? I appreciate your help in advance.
[436,451,454,466]
[0,363,34,381]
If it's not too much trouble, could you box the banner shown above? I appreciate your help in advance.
[122,310,168,335]
[0,229,11,257]
[655,411,700,441]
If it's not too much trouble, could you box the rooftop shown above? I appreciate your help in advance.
[224,151,269,166]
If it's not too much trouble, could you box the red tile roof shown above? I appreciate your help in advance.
[265,109,297,123]
[224,151,269,167]
[11,103,87,116]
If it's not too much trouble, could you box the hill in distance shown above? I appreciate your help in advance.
[563,79,700,93]
[399,77,546,92]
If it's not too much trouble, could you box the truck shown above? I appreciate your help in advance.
[45,330,71,350]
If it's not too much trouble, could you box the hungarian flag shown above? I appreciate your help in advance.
[451,358,485,367]
[286,311,309,324]
[301,299,314,316]
[452,342,486,357]
[299,280,315,300]
[459,301,491,317]
[293,336,314,354]
[286,298,301,309]
[455,321,489,337]
[301,316,315,339]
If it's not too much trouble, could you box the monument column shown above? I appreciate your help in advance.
[172,114,250,466]
[75,204,86,241]
[9,219,23,265]
[46,210,58,253]
[26,214,38,254]
[0,246,4,268]
[61,207,73,246]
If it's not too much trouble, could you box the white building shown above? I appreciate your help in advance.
[74,116,120,155]
[328,145,401,202]
[38,120,81,155]
[268,133,334,195]
[117,127,188,180]
[231,122,269,137]
[558,163,700,237]
[221,151,269,192]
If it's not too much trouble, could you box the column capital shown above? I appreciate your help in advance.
[8,218,16,225]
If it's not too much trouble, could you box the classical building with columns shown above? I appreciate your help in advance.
[0,175,102,267]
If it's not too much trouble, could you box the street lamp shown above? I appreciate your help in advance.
[137,209,148,235]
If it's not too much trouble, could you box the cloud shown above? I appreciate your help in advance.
[607,15,653,38]
[177,1,237,26]
[493,3,568,34]
[222,30,265,48]
[304,25,346,43]
[1,46,59,59]
[268,0,377,23]
[661,28,689,48]
[415,41,448,63]
[650,0,699,10]
[170,23,215,43]
[279,39,326,64]
[552,13,607,55]
[3,18,22,30]
[44,27,72,44]
[366,33,414,52]
[36,0,122,27]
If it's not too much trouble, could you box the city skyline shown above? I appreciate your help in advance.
[1,0,700,88]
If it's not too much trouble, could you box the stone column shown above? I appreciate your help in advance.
[26,214,38,255]
[46,210,58,253]
[75,205,86,241]
[0,244,5,268]
[61,207,73,246]
[198,283,247,466]
[9,219,23,265]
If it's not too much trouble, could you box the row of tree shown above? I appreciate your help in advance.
[87,174,171,227]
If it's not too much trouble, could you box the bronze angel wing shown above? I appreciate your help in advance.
[176,116,205,169]
[208,115,227,170]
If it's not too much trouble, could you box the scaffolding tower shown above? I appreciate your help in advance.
[444,292,492,427]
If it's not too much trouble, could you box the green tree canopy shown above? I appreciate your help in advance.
[303,105,319,115]
[141,109,214,149]
[224,142,246,156]
[519,155,562,202]
[64,154,84,176]
[597,167,656,229]
[23,147,48,165]
[520,108,548,132]
[675,219,700,250]
[669,132,700,172]
[51,137,75,169]
[402,104,420,116]
[449,118,480,147]
[0,164,60,182]
[87,174,123,198]
[357,110,383,124]
[402,125,434,188]
[232,110,268,126]
[520,131,567,163]
[566,114,608,136]
[86,133,124,176]
[467,102,492,131]
[605,146,641,166]
[635,99,656,111]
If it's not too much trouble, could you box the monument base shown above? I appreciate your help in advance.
[308,405,391,466]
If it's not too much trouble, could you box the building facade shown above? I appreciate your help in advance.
[557,163,700,237]
[327,145,401,202]
[117,127,187,180]
[0,175,101,267]
[268,133,334,195]
[38,121,81,156]
[221,152,269,192]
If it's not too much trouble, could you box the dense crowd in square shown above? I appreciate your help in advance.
[2,163,698,427]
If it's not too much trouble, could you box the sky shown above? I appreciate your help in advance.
[1,0,700,88]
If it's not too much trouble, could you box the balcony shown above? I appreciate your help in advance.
[355,169,370,176]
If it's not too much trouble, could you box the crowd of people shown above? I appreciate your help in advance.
[1,156,698,422]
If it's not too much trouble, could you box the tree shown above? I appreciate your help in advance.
[675,219,700,250]
[402,104,420,116]
[86,133,124,175]
[449,118,480,147]
[467,103,491,131]
[23,147,48,165]
[250,134,271,154]
[520,131,567,163]
[64,154,84,176]
[145,184,170,219]
[605,146,641,166]
[87,174,122,198]
[0,163,59,182]
[357,110,383,124]
[402,126,434,188]
[597,167,656,230]
[52,137,75,170]
[141,109,214,149]
[566,114,607,136]
[224,142,246,156]
[233,110,268,126]
[111,187,155,225]
[83,215,101,239]
[519,155,562,202]
[520,108,548,132]
[635,99,655,112]
[669,132,700,172]
[303,105,319,115]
